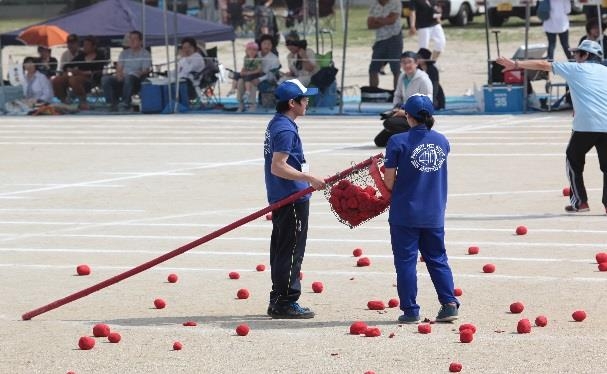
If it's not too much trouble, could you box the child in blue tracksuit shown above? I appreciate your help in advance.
[383,94,459,323]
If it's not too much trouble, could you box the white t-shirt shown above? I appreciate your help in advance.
[542,0,570,34]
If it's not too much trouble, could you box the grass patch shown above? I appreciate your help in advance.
[0,19,44,34]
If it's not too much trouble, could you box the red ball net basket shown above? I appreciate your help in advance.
[323,156,391,228]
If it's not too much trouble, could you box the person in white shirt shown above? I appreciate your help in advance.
[22,56,54,104]
[542,0,572,60]
[177,37,206,97]
[59,34,81,72]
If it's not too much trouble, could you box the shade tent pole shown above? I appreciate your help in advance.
[142,0,146,46]
[338,0,350,115]
[162,0,173,111]
[484,0,491,85]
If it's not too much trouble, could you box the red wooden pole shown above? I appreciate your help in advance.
[22,154,382,320]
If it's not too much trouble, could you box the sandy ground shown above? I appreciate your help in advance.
[1,111,607,373]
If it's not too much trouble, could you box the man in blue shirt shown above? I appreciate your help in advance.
[497,40,607,214]
[264,79,325,319]
[383,94,459,323]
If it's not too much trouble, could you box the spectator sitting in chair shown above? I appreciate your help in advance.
[579,18,607,58]
[33,46,58,78]
[235,34,280,110]
[59,34,81,72]
[22,56,54,105]
[52,36,106,110]
[101,30,152,111]
[228,41,263,112]
[177,37,206,99]
[281,32,318,86]
[374,51,433,147]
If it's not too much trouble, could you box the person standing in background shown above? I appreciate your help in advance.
[409,0,446,61]
[543,0,572,60]
[367,0,403,90]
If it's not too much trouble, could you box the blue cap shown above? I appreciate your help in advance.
[570,39,603,58]
[403,94,434,120]
[275,79,318,102]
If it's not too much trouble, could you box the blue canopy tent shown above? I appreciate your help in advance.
[0,0,235,47]
[0,0,236,112]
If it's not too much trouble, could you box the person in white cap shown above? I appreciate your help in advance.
[263,78,326,319]
[496,40,607,215]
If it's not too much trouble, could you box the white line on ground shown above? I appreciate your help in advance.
[22,233,605,248]
[0,247,597,263]
[1,220,607,234]
[1,263,604,282]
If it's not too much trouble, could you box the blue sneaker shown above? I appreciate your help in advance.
[269,302,315,319]
[398,314,420,324]
[436,303,459,322]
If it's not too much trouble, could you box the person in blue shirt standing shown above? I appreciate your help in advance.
[497,40,607,214]
[264,79,325,319]
[383,94,459,323]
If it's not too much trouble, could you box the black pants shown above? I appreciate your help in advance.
[269,200,309,305]
[565,131,607,208]
[374,116,410,147]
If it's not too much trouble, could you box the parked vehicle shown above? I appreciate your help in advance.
[401,0,483,27]
[486,0,583,27]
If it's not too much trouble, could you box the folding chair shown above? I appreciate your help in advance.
[192,46,223,107]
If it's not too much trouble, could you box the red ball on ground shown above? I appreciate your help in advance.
[311,281,324,293]
[265,213,272,220]
[562,187,571,196]
[459,329,474,343]
[364,327,381,337]
[483,263,496,273]
[417,324,431,334]
[449,362,463,373]
[107,332,121,343]
[599,262,607,272]
[572,310,587,322]
[256,264,266,272]
[364,371,376,374]
[76,264,90,276]
[516,225,528,235]
[67,371,76,374]
[596,252,607,264]
[167,273,178,283]
[454,288,463,297]
[228,271,240,279]
[459,323,477,334]
[236,288,250,299]
[182,321,197,326]
[357,257,371,267]
[92,323,110,337]
[78,336,95,350]
[352,248,363,257]
[510,301,525,314]
[154,298,166,309]
[349,321,368,335]
[173,341,183,350]
[535,315,548,327]
[388,298,399,308]
[236,324,250,336]
[468,246,480,255]
[517,318,531,334]
[367,300,385,310]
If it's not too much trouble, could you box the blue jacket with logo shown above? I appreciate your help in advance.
[384,125,449,228]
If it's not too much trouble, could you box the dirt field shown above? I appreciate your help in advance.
[1,110,606,373]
